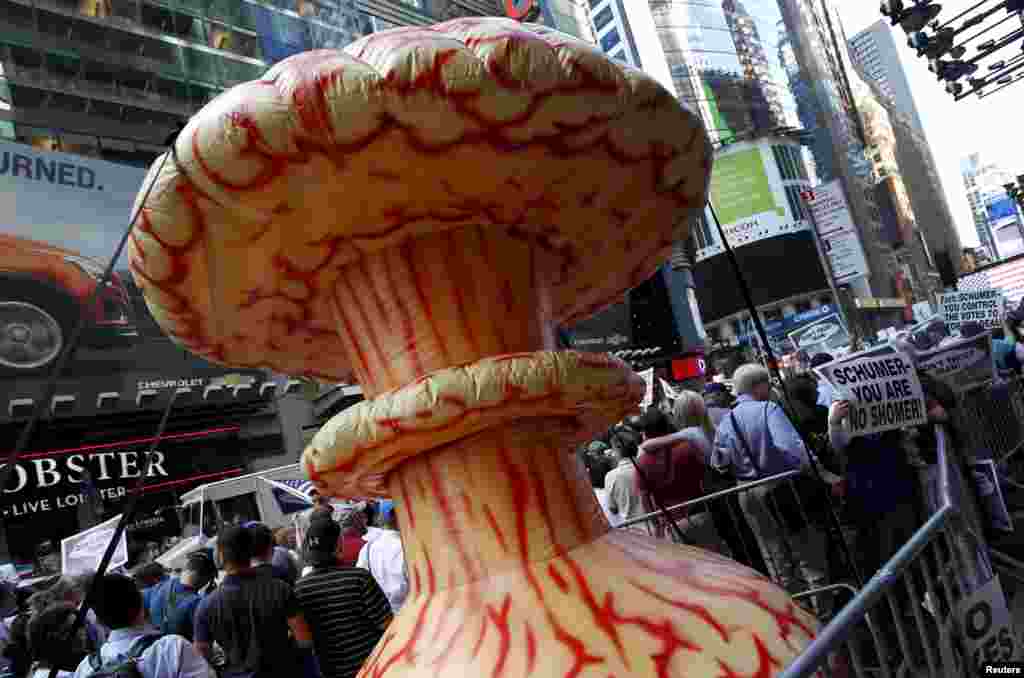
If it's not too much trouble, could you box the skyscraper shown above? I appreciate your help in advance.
[588,0,642,66]
[962,153,1023,261]
[1,0,604,167]
[848,19,925,137]
[722,0,786,128]
[648,0,789,145]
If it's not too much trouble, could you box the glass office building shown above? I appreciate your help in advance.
[647,0,791,146]
[0,0,510,166]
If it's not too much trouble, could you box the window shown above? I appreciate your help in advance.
[593,6,614,32]
[600,28,621,53]
[216,493,262,529]
[784,186,805,220]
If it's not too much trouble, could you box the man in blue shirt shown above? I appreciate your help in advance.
[145,551,217,641]
[712,363,833,600]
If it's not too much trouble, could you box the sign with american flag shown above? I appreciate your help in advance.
[958,256,1024,310]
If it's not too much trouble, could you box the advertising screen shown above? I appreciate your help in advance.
[693,231,829,323]
[0,140,267,421]
[987,196,1019,229]
[699,144,809,260]
[2,425,246,577]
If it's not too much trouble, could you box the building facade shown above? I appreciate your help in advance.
[648,0,790,146]
[848,19,925,137]
[0,0,531,168]
[962,152,1024,261]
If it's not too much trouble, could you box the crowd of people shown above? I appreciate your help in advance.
[0,499,407,678]
[581,359,958,608]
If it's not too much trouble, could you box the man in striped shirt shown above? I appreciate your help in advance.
[294,517,392,678]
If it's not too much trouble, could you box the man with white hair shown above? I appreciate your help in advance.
[711,363,831,597]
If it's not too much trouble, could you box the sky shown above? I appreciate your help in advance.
[835,2,1023,248]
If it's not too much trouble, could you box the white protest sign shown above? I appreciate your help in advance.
[916,332,996,393]
[61,513,128,576]
[958,576,1022,671]
[639,368,654,408]
[659,378,681,401]
[818,352,927,436]
[940,290,1004,332]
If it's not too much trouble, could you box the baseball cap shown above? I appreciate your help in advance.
[306,516,341,561]
[184,550,217,579]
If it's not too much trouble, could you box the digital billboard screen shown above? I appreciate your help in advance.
[693,231,829,323]
[0,140,267,421]
[987,196,1019,229]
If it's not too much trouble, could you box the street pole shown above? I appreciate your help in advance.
[799,190,856,338]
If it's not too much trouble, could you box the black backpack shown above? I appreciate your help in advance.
[86,634,162,678]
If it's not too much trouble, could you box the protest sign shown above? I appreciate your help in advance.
[916,332,996,392]
[787,314,849,357]
[659,378,681,401]
[639,368,654,408]
[817,352,927,436]
[940,290,1004,332]
[957,576,1021,671]
[60,513,128,576]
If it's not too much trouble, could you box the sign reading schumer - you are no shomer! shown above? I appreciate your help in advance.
[817,352,928,436]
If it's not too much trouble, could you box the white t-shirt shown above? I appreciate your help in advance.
[357,528,408,614]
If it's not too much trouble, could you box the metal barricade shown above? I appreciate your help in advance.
[780,426,996,678]
[617,469,846,616]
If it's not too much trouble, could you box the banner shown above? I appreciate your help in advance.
[61,513,128,576]
[916,333,995,393]
[565,301,632,353]
[940,289,1004,332]
[817,352,927,436]
[787,314,849,357]
[659,378,681,401]
[0,140,267,417]
[804,180,869,284]
[957,576,1021,672]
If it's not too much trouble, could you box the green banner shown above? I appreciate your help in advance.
[710,148,784,226]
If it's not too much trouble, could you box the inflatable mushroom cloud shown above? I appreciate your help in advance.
[129,17,817,678]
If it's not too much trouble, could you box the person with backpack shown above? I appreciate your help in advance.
[27,604,95,678]
[71,574,213,678]
[144,551,217,641]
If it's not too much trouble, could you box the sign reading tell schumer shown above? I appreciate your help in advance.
[941,290,1004,331]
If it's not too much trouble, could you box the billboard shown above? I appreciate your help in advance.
[698,143,810,260]
[0,140,267,421]
[694,231,828,323]
[2,425,246,577]
[987,196,1019,229]
[804,180,869,285]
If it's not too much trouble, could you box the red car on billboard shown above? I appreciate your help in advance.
[0,234,137,373]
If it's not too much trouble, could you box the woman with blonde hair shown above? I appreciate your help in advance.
[671,390,716,450]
